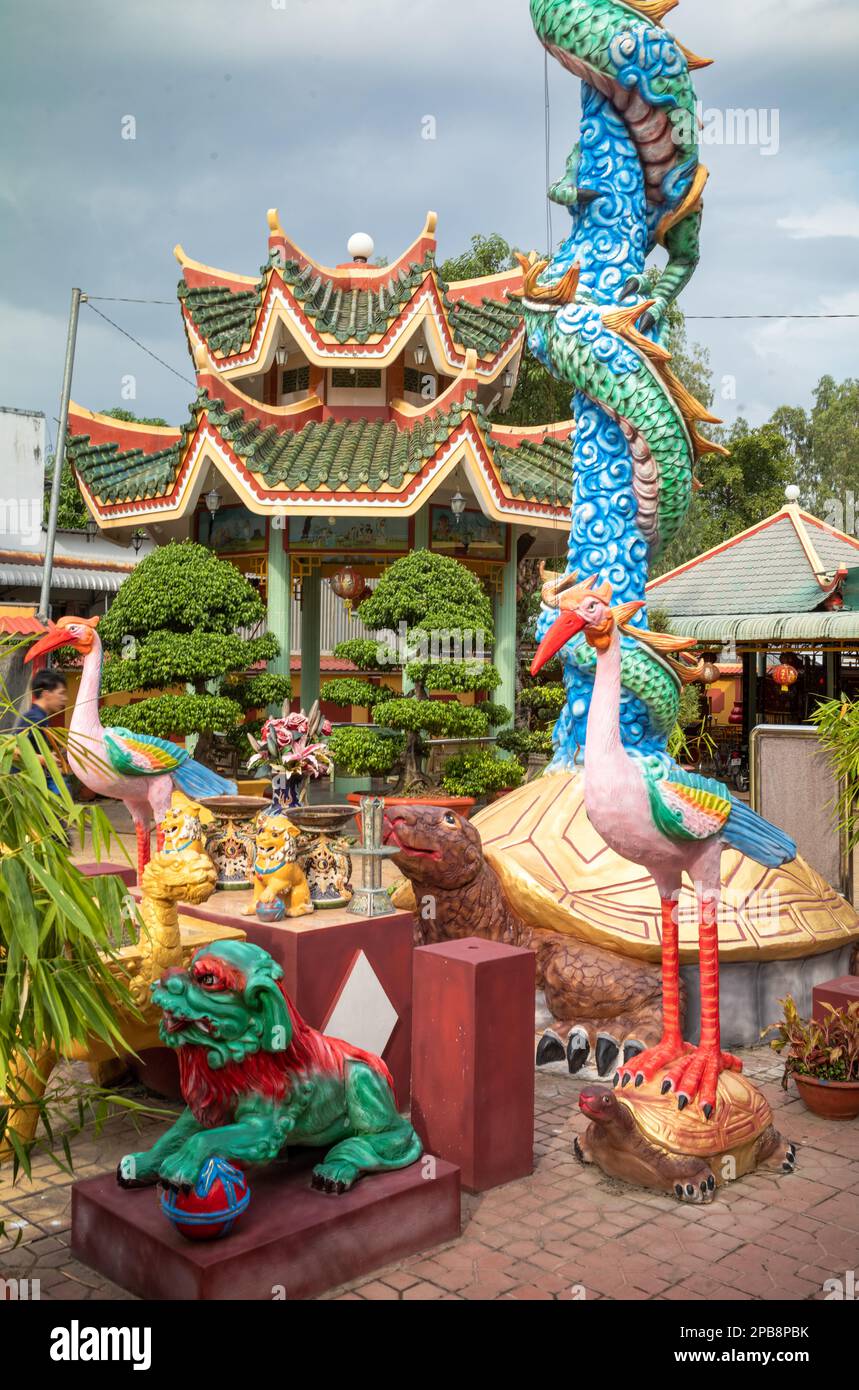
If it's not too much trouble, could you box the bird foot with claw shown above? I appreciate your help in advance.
[615,1037,692,1089]
[660,1045,743,1116]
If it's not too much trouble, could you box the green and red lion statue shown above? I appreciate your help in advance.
[117,940,421,1195]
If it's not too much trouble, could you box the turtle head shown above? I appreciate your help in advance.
[579,1085,623,1126]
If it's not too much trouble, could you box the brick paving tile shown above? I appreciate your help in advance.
[401,1281,447,1300]
[380,1269,420,1291]
[5,1055,859,1301]
[354,1280,400,1300]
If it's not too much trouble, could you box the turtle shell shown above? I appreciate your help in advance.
[473,769,859,964]
[616,1068,772,1158]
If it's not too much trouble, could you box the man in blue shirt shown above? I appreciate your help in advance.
[16,668,69,797]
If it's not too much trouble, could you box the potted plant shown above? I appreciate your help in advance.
[498,682,565,779]
[440,747,525,803]
[247,701,333,813]
[98,541,291,760]
[323,552,510,811]
[764,995,859,1119]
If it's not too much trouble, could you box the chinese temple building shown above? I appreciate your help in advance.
[648,500,859,741]
[67,211,573,717]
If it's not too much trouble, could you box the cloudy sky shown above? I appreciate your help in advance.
[2,0,857,450]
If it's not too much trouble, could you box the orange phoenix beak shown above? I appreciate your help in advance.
[530,611,586,676]
[25,624,76,663]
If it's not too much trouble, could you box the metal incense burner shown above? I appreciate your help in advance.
[347,796,398,918]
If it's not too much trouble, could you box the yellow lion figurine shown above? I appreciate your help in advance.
[160,791,214,855]
[243,814,313,920]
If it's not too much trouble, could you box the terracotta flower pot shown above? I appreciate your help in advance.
[793,1073,859,1120]
[346,793,475,817]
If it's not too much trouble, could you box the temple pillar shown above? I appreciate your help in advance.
[402,504,430,697]
[413,502,429,551]
[300,566,322,713]
[825,651,839,700]
[493,525,519,729]
[267,522,291,678]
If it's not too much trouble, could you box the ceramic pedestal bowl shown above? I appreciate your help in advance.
[286,805,355,909]
[200,796,269,890]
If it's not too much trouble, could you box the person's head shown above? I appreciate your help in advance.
[31,668,68,715]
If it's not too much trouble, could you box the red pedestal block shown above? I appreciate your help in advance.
[246,912,415,1107]
[77,860,136,887]
[146,896,415,1107]
[71,1154,460,1301]
[411,938,535,1193]
[813,974,859,1021]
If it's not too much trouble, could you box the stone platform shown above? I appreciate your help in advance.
[71,1154,460,1301]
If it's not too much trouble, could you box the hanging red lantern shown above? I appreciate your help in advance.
[329,565,368,613]
[728,700,743,726]
[771,663,799,694]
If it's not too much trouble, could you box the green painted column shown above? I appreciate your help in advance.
[413,503,429,551]
[494,525,519,731]
[267,522,291,678]
[402,504,430,696]
[301,566,322,713]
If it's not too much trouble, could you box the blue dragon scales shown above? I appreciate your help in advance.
[520,0,729,763]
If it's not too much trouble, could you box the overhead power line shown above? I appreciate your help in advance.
[84,301,196,387]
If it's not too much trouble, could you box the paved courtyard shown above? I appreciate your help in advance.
[2,1047,857,1302]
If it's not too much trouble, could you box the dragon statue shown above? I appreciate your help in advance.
[521,0,727,762]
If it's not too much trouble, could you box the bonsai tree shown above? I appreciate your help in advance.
[324,552,511,794]
[98,541,291,756]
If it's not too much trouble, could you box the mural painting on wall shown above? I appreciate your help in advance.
[430,506,506,559]
[288,516,410,552]
[199,505,267,552]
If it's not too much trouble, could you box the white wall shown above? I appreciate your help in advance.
[0,407,46,550]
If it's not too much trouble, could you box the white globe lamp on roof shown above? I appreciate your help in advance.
[348,233,375,264]
[785,484,801,505]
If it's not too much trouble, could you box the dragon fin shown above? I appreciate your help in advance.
[657,165,710,243]
[677,42,714,71]
[602,302,673,362]
[623,0,678,22]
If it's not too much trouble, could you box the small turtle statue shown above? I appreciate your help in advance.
[574,1071,796,1204]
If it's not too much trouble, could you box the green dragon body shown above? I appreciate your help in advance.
[523,0,723,761]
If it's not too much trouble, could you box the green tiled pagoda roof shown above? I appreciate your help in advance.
[280,254,435,345]
[179,253,523,356]
[178,273,267,356]
[69,389,572,509]
[491,433,572,506]
[68,436,182,505]
[448,296,523,356]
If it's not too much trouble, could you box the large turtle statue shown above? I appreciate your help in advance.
[473,772,859,1047]
[575,1070,796,1203]
[390,774,859,1068]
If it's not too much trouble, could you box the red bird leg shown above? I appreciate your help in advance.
[616,897,691,1087]
[136,823,151,882]
[662,891,742,1116]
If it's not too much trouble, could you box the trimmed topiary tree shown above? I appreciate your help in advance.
[98,541,291,755]
[322,552,510,794]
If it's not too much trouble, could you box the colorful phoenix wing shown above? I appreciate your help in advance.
[646,767,732,844]
[103,728,189,779]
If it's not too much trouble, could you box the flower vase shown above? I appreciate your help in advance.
[269,773,304,818]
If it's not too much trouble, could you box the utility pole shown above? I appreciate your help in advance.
[39,287,85,622]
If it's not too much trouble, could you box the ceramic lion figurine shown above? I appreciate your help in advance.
[243,814,313,920]
[116,940,421,1194]
[159,790,214,856]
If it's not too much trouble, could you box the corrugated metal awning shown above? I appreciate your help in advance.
[0,564,127,594]
[665,612,859,643]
